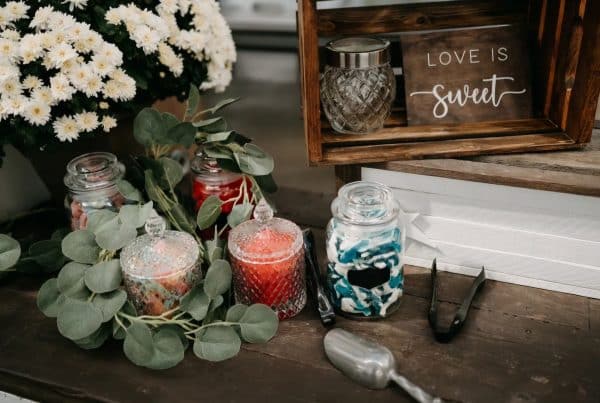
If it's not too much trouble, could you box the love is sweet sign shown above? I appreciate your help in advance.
[400,26,532,125]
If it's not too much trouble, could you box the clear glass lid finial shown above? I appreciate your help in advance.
[253,198,273,224]
[145,210,166,238]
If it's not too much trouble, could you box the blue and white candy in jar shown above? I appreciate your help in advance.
[326,181,405,319]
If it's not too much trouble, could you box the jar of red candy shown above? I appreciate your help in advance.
[64,152,126,231]
[191,150,250,214]
[228,198,307,320]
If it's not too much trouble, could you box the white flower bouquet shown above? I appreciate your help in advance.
[0,0,236,163]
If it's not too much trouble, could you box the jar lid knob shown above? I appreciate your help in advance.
[145,211,166,238]
[253,198,273,224]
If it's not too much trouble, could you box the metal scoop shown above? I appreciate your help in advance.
[324,329,443,403]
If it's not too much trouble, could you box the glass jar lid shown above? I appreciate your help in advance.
[325,37,391,68]
[331,181,399,226]
[120,214,200,279]
[228,199,303,264]
[191,150,242,186]
[64,152,125,193]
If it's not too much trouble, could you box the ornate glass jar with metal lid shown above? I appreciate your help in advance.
[191,150,250,212]
[228,199,306,320]
[320,37,396,134]
[120,213,201,316]
[326,181,405,319]
[64,152,126,231]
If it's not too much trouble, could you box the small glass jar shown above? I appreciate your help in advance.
[228,199,306,320]
[320,37,396,135]
[326,181,405,319]
[64,152,126,231]
[120,214,201,316]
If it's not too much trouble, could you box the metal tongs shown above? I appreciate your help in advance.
[302,229,336,327]
[428,259,486,343]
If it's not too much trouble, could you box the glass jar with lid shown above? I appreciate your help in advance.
[320,37,396,135]
[64,152,126,231]
[326,181,405,319]
[120,213,201,316]
[228,198,306,320]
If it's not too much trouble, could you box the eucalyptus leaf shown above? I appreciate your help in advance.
[205,238,224,264]
[196,196,222,230]
[119,202,154,229]
[51,228,70,241]
[87,210,118,234]
[202,98,240,115]
[193,117,227,133]
[203,259,232,299]
[205,131,234,143]
[204,146,233,161]
[167,204,196,233]
[238,304,279,343]
[117,180,142,202]
[134,108,164,147]
[0,234,22,270]
[57,300,103,340]
[180,287,210,321]
[93,289,127,322]
[185,84,200,119]
[57,262,89,297]
[234,144,275,176]
[227,203,254,228]
[208,295,224,313]
[254,174,278,194]
[28,239,64,270]
[167,122,196,147]
[160,157,184,187]
[146,328,185,370]
[193,326,241,362]
[62,230,100,264]
[37,278,63,318]
[84,259,122,294]
[123,322,154,366]
[144,170,163,204]
[161,112,180,132]
[95,219,137,252]
[225,304,248,323]
[74,324,111,350]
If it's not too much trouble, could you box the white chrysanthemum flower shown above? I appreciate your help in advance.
[2,95,27,115]
[101,115,117,132]
[82,75,103,97]
[0,9,11,30]
[23,75,43,90]
[96,43,123,66]
[31,86,54,105]
[1,79,23,98]
[69,64,93,91]
[23,100,51,126]
[62,0,89,12]
[29,6,53,29]
[1,29,20,41]
[75,111,99,132]
[90,55,115,77]
[47,43,77,68]
[158,0,179,14]
[104,9,121,25]
[0,64,19,83]
[0,38,18,61]
[66,22,90,42]
[98,101,109,110]
[53,116,80,142]
[131,25,161,55]
[50,74,75,102]
[5,1,29,21]
[158,42,183,77]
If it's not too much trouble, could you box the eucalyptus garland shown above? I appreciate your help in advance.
[2,86,281,369]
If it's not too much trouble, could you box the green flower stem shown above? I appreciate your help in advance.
[87,292,97,302]
[183,321,238,336]
[114,312,127,330]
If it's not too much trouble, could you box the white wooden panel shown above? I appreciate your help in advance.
[416,215,600,267]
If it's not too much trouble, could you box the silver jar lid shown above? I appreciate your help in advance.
[325,37,391,69]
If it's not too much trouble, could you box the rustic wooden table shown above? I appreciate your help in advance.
[1,254,598,403]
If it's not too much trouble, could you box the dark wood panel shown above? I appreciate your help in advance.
[322,118,557,146]
[317,0,528,36]
[318,132,577,165]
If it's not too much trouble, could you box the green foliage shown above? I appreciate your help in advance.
[238,304,279,343]
[193,327,241,362]
[84,260,122,293]
[62,231,100,264]
[0,234,21,271]
[204,260,232,299]
[196,196,222,230]
[57,300,104,341]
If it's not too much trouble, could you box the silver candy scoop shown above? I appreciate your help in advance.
[324,328,443,403]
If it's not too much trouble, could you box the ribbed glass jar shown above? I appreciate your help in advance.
[326,181,405,319]
[64,152,126,231]
[320,37,396,135]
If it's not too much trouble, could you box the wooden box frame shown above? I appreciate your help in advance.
[298,0,600,165]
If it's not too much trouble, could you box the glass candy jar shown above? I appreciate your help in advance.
[120,214,201,316]
[64,152,126,231]
[228,199,307,320]
[326,181,405,319]
[320,37,396,134]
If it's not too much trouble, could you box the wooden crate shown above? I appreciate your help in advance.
[298,0,600,165]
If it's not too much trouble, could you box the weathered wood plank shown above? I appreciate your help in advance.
[590,298,600,333]
[317,1,528,36]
